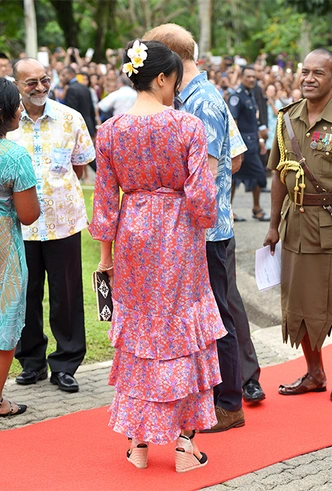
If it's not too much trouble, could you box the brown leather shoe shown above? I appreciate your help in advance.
[200,406,245,433]
[279,373,327,395]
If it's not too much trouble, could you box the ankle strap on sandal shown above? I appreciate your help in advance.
[179,430,196,440]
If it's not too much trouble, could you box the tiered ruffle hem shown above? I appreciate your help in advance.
[108,294,226,445]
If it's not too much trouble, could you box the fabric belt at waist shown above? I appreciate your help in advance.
[289,192,332,206]
[125,187,184,197]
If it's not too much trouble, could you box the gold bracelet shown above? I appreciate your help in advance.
[98,262,113,272]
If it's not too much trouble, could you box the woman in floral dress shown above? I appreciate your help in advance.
[89,40,226,472]
[0,78,40,417]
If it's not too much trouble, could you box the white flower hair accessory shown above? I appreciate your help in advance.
[122,62,138,77]
[122,39,148,77]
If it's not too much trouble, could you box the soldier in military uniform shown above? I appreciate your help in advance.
[228,66,270,222]
[264,48,332,400]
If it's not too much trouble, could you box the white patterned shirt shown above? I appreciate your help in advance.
[8,99,95,241]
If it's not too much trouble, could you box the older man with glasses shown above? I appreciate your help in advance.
[8,58,95,393]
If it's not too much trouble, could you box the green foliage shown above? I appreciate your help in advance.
[2,0,332,63]
[211,0,277,60]
[0,0,25,54]
[253,8,305,59]
[288,0,332,15]
[253,2,332,61]
[36,0,65,49]
[114,0,194,41]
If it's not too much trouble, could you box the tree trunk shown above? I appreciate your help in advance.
[24,0,38,57]
[198,0,211,55]
[298,19,311,62]
[94,0,116,62]
[49,0,79,48]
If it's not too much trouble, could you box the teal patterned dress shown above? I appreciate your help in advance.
[0,139,37,350]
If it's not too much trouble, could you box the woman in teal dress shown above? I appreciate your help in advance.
[0,78,40,417]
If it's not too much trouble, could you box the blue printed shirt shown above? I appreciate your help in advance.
[175,72,233,241]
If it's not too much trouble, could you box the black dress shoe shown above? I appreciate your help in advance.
[16,366,48,385]
[243,379,266,403]
[50,372,79,393]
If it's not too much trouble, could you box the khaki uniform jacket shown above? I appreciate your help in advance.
[268,98,332,254]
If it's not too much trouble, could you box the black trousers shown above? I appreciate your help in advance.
[226,236,261,385]
[15,233,86,375]
[206,239,242,412]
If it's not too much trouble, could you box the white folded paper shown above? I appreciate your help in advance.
[255,241,282,291]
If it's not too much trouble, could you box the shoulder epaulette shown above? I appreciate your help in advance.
[279,99,304,114]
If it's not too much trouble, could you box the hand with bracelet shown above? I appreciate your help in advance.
[98,242,114,284]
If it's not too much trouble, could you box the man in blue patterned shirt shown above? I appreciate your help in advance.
[144,24,266,431]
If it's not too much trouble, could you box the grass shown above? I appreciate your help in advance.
[9,187,114,377]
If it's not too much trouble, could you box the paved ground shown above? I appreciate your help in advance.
[2,179,332,489]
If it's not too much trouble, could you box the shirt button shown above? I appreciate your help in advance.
[306,133,310,138]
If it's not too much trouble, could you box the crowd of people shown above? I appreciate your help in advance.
[1,23,332,475]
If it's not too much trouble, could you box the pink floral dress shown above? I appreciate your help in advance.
[89,108,226,444]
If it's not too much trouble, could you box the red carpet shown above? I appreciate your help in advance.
[2,345,332,491]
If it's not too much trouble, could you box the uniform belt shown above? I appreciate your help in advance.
[289,192,332,206]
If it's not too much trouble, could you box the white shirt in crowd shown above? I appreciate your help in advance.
[98,85,137,116]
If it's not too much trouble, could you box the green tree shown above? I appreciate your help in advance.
[0,0,25,55]
[287,0,332,15]
[254,2,332,63]
[49,0,78,48]
[253,7,305,60]
[114,0,188,41]
[211,0,276,60]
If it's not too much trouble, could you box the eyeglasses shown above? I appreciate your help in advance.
[16,77,51,89]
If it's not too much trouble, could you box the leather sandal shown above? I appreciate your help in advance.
[0,397,27,417]
[279,373,327,395]
[252,208,270,222]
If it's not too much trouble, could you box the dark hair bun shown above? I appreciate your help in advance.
[122,39,183,93]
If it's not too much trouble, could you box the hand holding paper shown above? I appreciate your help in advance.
[255,241,282,291]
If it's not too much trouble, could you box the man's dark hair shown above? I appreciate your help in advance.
[0,77,20,136]
[241,65,256,76]
[123,40,183,93]
[0,52,9,60]
[63,65,76,76]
